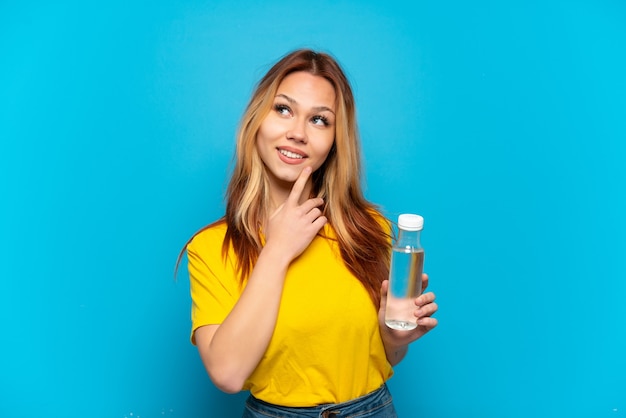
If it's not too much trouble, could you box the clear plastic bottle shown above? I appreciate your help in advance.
[385,214,425,330]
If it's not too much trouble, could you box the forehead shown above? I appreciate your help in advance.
[276,72,336,109]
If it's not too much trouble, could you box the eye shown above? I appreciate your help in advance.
[311,115,330,126]
[274,104,291,116]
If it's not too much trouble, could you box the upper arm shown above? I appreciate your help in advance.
[187,229,240,344]
[193,324,219,351]
[194,323,245,393]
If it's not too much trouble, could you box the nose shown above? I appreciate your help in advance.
[286,117,307,143]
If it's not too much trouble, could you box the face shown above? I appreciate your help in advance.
[256,71,336,196]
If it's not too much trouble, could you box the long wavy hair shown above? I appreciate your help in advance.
[183,49,391,308]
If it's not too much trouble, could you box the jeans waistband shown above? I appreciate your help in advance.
[242,384,397,417]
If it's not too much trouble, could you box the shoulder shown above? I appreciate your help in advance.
[187,220,228,255]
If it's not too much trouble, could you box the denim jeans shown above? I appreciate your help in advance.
[242,384,397,418]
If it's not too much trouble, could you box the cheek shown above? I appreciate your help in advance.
[257,115,284,142]
[256,123,269,145]
[313,135,335,164]
[321,134,336,156]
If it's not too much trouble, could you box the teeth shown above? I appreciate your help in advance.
[279,149,304,159]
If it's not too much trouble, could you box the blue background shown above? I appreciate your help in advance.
[1,1,625,417]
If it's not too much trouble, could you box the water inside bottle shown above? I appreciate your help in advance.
[385,249,424,330]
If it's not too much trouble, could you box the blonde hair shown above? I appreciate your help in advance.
[195,49,390,307]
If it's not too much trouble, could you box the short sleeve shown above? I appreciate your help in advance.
[187,224,242,344]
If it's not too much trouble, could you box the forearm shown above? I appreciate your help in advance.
[199,245,291,392]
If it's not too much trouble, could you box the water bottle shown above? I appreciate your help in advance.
[385,214,425,330]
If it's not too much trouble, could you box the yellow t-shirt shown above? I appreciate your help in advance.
[187,221,393,406]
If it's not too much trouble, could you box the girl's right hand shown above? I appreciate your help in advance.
[264,166,327,263]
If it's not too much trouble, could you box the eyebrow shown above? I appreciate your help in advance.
[276,93,336,115]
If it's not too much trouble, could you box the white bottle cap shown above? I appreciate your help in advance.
[398,214,424,231]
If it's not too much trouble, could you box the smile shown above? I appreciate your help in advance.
[278,148,305,159]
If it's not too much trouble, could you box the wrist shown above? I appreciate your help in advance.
[385,342,408,366]
[258,242,293,271]
[379,325,409,365]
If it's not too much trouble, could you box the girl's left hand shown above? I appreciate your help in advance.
[378,274,438,349]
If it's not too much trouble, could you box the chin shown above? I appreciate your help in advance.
[267,168,300,185]
[278,173,301,184]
